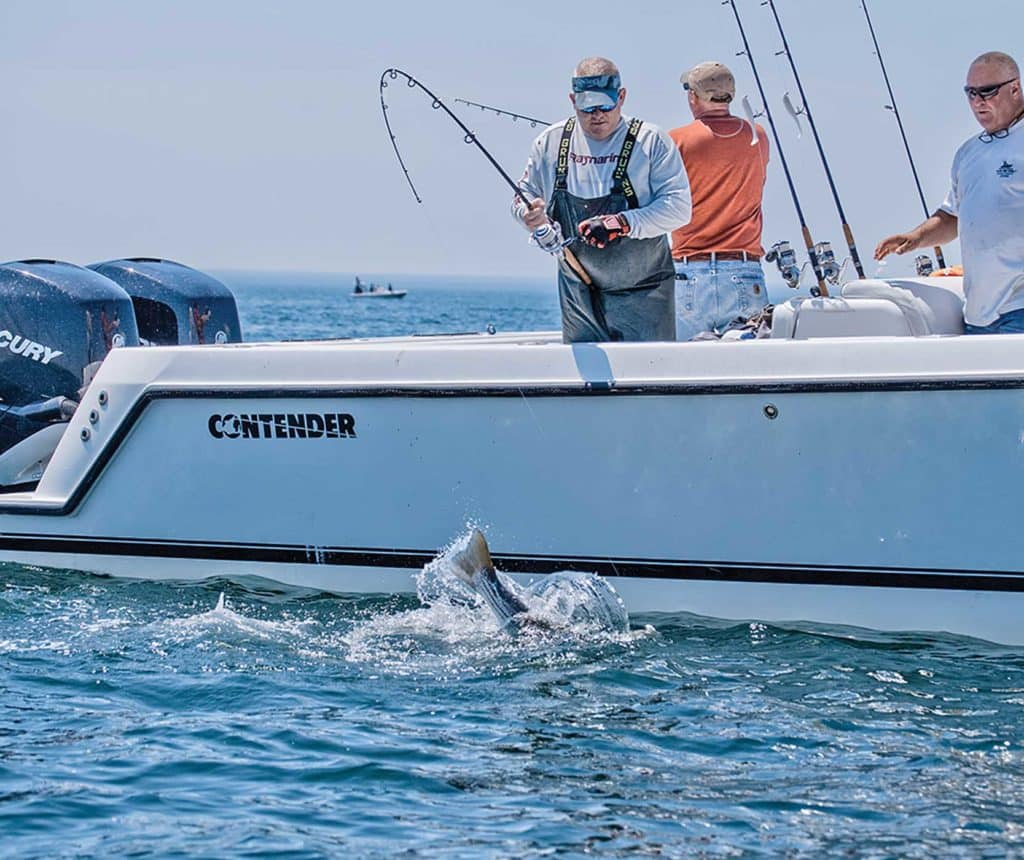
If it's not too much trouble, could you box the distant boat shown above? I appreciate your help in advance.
[352,276,407,299]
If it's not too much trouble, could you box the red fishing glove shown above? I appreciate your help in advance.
[578,214,630,248]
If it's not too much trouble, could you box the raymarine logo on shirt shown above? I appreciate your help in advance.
[997,161,1016,178]
[208,412,357,440]
[569,152,618,166]
[0,330,63,365]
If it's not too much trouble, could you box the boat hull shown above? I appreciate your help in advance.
[1,331,1022,642]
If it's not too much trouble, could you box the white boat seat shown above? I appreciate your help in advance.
[842,277,965,335]
[0,423,66,487]
[771,295,928,339]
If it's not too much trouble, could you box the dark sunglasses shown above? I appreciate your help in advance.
[964,78,1018,100]
[579,102,618,114]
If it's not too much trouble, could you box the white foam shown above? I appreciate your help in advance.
[341,529,649,677]
[152,592,320,646]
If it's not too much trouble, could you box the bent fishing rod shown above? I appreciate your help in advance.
[860,0,946,270]
[378,68,591,284]
[724,0,828,296]
[764,0,866,279]
[380,68,530,206]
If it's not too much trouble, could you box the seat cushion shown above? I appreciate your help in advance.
[843,277,964,335]
[770,296,919,339]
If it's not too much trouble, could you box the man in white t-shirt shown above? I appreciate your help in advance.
[875,51,1024,333]
[512,57,692,343]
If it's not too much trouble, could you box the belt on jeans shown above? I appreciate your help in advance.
[678,251,761,263]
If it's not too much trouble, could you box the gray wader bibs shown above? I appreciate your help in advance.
[548,117,676,343]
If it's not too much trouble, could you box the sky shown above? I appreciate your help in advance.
[0,0,1018,279]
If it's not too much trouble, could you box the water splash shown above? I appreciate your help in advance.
[153,591,320,647]
[343,529,642,676]
[418,528,630,634]
[521,570,630,633]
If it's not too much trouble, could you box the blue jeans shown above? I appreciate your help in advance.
[964,307,1024,334]
[674,259,768,341]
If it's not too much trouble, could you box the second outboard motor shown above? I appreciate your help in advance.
[0,260,140,484]
[89,258,242,346]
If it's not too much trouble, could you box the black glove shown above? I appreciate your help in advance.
[578,214,630,248]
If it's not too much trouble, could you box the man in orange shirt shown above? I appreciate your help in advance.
[670,62,770,341]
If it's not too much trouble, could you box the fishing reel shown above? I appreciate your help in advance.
[813,241,842,285]
[915,255,935,277]
[765,241,801,289]
[530,221,574,256]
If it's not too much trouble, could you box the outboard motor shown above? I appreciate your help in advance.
[89,258,242,346]
[0,260,140,486]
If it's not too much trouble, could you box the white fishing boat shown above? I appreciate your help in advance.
[1,258,1021,644]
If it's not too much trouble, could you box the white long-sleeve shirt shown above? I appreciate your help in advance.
[513,116,692,240]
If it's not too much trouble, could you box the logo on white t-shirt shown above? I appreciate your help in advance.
[997,160,1016,178]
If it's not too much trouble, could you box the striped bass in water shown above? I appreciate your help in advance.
[446,529,629,633]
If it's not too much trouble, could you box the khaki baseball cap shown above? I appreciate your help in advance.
[682,61,735,101]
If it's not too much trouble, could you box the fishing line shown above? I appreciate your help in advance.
[860,0,946,270]
[724,0,828,295]
[764,0,866,280]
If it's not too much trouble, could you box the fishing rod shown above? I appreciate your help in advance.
[453,98,549,129]
[724,0,828,295]
[764,0,866,279]
[859,0,946,271]
[378,68,592,284]
[380,68,531,206]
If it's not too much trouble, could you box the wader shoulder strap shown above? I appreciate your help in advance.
[554,118,576,192]
[612,118,643,209]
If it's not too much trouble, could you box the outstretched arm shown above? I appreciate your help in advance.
[874,211,958,260]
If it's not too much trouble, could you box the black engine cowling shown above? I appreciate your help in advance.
[0,259,140,407]
[89,258,242,346]
[0,259,141,473]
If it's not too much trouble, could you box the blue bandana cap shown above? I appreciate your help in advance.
[572,73,621,110]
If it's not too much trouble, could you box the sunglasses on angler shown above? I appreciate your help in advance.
[579,103,618,114]
[964,78,1018,100]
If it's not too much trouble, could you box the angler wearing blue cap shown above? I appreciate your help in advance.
[513,57,692,343]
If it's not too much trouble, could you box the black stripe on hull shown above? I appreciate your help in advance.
[2,533,1024,593]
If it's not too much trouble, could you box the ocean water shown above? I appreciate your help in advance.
[3,272,1024,857]
[223,271,562,343]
